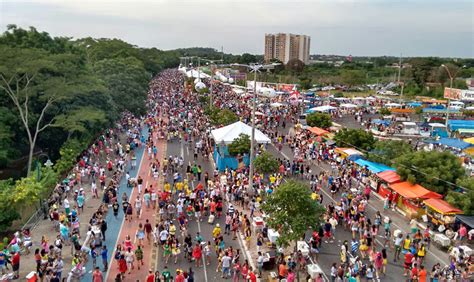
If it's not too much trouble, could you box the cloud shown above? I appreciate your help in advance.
[1,0,473,57]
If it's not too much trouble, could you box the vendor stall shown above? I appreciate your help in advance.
[389,182,442,218]
[423,198,463,227]
[335,147,364,161]
[306,126,330,136]
[375,170,401,197]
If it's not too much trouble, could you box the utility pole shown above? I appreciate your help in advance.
[249,66,257,195]
[441,64,466,133]
[230,63,278,196]
[397,53,402,83]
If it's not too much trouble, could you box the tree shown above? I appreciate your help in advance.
[228,134,250,156]
[93,57,150,115]
[445,177,474,215]
[367,140,414,166]
[254,151,280,175]
[379,107,391,116]
[393,151,466,194]
[262,179,325,247]
[286,59,305,73]
[0,46,103,175]
[340,69,366,87]
[306,113,332,129]
[334,128,376,151]
[206,107,238,126]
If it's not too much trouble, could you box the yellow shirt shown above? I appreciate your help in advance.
[164,183,171,192]
[269,176,276,184]
[175,182,183,191]
[403,239,411,250]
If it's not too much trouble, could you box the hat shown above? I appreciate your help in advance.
[216,223,220,227]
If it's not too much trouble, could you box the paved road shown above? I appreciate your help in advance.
[152,138,247,282]
[265,141,450,280]
[82,126,149,281]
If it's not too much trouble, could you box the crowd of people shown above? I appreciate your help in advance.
[1,68,472,282]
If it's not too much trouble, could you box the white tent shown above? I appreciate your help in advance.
[186,69,210,79]
[211,121,271,144]
[385,103,402,108]
[340,103,358,108]
[308,105,337,112]
[270,102,284,108]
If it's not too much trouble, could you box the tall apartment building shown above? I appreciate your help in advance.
[264,33,310,64]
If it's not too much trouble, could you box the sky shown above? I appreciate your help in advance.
[1,0,473,58]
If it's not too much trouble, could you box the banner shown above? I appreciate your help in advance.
[444,87,462,100]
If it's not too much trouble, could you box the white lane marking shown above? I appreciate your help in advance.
[181,141,184,158]
[105,139,147,280]
[276,144,447,265]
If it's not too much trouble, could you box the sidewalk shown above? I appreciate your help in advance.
[18,128,147,280]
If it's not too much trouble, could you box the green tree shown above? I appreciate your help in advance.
[206,107,238,126]
[340,69,366,87]
[228,134,251,156]
[262,179,325,247]
[254,151,280,175]
[93,57,150,115]
[393,151,466,194]
[445,177,474,215]
[286,59,305,73]
[0,45,103,175]
[379,107,391,116]
[306,113,332,129]
[334,128,376,151]
[367,140,414,166]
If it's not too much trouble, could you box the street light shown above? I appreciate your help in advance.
[231,62,280,195]
[44,159,54,168]
[441,64,466,130]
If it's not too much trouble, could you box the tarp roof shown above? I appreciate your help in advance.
[306,127,330,136]
[308,105,337,113]
[339,103,358,108]
[372,119,391,126]
[464,137,474,144]
[456,215,474,229]
[423,198,463,215]
[336,147,364,156]
[210,121,271,144]
[376,170,401,184]
[448,120,474,131]
[437,138,473,150]
[389,182,442,199]
[354,159,395,173]
[459,129,474,134]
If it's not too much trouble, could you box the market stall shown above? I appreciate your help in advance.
[423,198,463,227]
[335,147,364,161]
[389,182,442,218]
[375,170,401,197]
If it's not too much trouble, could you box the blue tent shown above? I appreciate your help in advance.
[372,119,391,126]
[354,159,395,173]
[448,120,474,131]
[437,138,473,150]
[407,102,422,107]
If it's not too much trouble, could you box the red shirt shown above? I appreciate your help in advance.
[146,274,155,282]
[248,271,257,282]
[175,273,185,282]
[11,253,20,265]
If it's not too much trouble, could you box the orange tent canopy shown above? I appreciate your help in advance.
[423,198,463,215]
[389,181,442,199]
[306,127,329,136]
[377,170,401,184]
[391,108,415,114]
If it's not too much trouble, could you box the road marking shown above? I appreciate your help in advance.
[105,130,148,281]
[181,141,184,158]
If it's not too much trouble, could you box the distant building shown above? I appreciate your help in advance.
[264,33,310,64]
